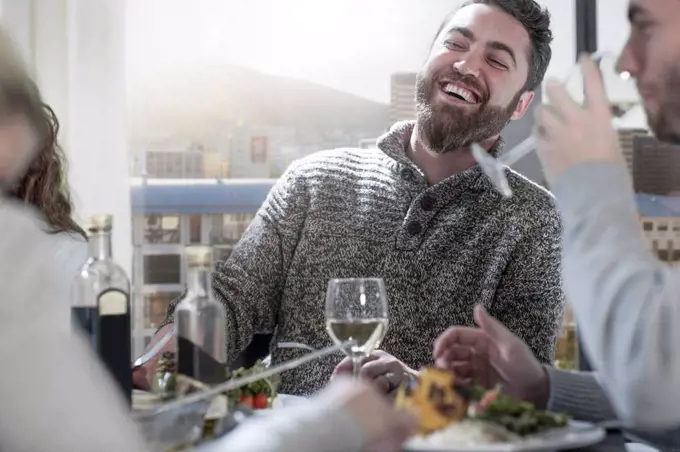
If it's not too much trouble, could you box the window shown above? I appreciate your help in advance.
[144,214,181,244]
[144,291,181,328]
[189,214,202,243]
[672,250,680,261]
[209,213,255,245]
[144,254,182,284]
[658,249,669,261]
[658,223,669,232]
[643,222,653,231]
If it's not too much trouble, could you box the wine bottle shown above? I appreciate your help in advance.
[176,246,227,385]
[71,214,132,405]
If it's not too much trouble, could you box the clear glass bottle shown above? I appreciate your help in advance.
[176,246,227,385]
[554,304,578,370]
[71,214,132,405]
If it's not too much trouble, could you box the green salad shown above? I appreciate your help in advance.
[468,386,570,436]
[225,360,279,410]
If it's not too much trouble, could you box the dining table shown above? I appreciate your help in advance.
[194,393,629,452]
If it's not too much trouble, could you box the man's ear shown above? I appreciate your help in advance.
[510,91,535,120]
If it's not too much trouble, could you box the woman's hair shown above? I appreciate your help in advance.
[10,102,86,239]
[0,27,85,239]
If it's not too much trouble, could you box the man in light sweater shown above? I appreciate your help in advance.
[534,0,680,428]
[434,306,680,451]
[140,0,564,396]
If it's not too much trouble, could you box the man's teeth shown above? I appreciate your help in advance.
[443,83,477,103]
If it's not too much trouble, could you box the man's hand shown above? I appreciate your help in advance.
[318,377,416,451]
[132,323,176,390]
[535,53,624,185]
[433,305,549,407]
[332,350,417,394]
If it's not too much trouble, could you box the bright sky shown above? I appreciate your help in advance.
[125,0,630,104]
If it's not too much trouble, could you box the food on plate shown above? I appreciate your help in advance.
[407,419,522,448]
[148,354,277,411]
[153,351,178,399]
[396,367,570,442]
[395,367,469,434]
[225,360,279,410]
[468,385,569,436]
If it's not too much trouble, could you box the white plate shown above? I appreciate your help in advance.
[272,394,309,408]
[404,421,606,452]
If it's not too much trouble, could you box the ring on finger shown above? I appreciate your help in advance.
[384,372,401,393]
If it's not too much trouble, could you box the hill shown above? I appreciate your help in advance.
[127,64,390,147]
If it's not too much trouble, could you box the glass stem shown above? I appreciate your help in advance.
[351,356,362,380]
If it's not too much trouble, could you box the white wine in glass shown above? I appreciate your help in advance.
[325,278,389,379]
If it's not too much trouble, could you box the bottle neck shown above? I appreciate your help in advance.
[89,231,112,260]
[187,266,212,298]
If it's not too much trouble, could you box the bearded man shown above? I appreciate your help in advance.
[136,0,565,397]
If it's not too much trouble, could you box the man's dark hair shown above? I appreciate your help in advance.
[432,0,552,92]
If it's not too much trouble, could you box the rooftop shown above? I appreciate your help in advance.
[130,178,276,214]
[636,193,680,218]
[131,179,680,219]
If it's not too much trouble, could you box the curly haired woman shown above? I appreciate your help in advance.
[0,70,88,317]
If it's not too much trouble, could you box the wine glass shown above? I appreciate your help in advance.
[325,278,389,379]
[473,51,640,198]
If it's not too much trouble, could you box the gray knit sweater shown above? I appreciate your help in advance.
[161,121,565,396]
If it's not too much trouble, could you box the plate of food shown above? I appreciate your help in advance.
[397,368,605,452]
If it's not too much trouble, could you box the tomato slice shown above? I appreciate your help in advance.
[239,393,254,408]
[253,393,269,409]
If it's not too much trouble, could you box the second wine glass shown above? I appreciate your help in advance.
[325,278,389,380]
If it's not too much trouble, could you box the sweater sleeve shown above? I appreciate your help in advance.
[552,162,680,428]
[158,161,309,363]
[546,368,680,451]
[489,208,565,364]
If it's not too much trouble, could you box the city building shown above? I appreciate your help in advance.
[633,136,680,194]
[637,194,680,265]
[390,72,417,123]
[617,128,648,175]
[228,124,297,178]
[139,144,205,179]
[130,177,276,355]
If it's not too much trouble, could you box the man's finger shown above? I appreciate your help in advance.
[544,78,581,117]
[433,326,487,359]
[580,53,610,115]
[536,103,567,141]
[132,367,150,390]
[449,361,474,378]
[361,358,403,380]
[333,354,379,375]
[434,343,481,369]
[474,305,514,344]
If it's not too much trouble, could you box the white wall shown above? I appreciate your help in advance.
[0,0,132,276]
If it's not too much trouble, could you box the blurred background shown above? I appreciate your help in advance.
[0,0,674,364]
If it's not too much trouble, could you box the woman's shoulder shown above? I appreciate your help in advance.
[50,231,89,273]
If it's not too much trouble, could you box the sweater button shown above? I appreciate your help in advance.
[406,221,422,236]
[400,168,414,181]
[420,196,436,211]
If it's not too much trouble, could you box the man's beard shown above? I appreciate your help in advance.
[415,70,522,154]
[649,65,680,145]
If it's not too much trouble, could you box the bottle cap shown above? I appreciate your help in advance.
[87,214,113,234]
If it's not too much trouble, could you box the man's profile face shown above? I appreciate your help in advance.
[415,3,536,153]
[618,0,680,143]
